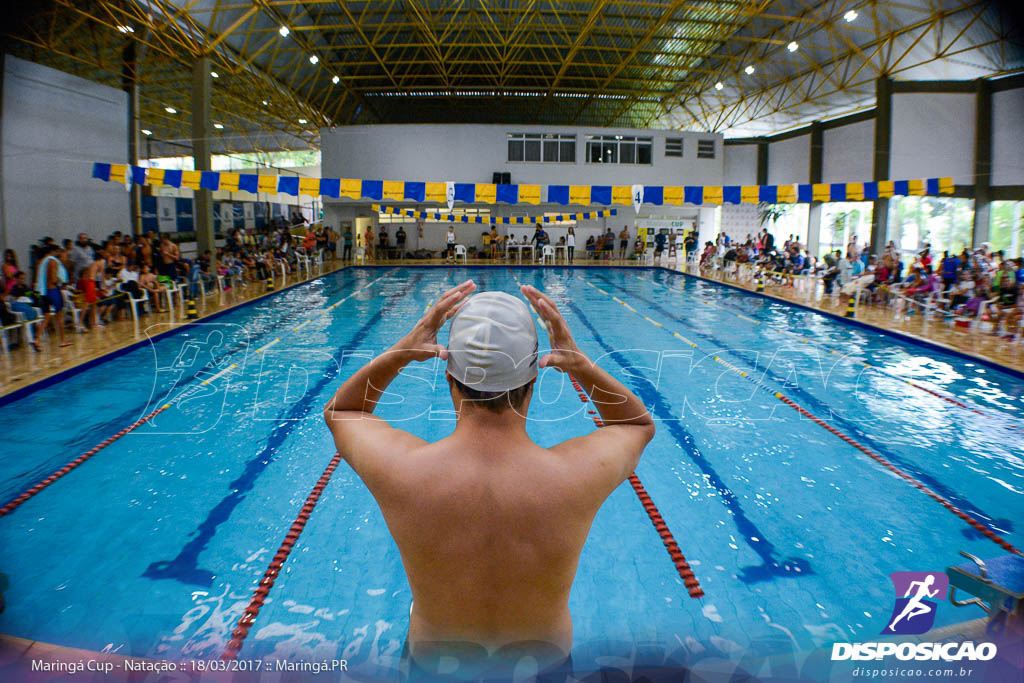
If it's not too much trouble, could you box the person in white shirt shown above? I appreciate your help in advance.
[566,227,576,264]
[446,227,456,261]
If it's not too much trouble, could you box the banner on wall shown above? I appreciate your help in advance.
[92,163,957,208]
[243,202,255,230]
[175,197,194,232]
[157,196,176,233]
[141,196,159,233]
[219,202,234,228]
[637,218,695,231]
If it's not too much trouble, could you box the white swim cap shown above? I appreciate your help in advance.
[446,291,538,392]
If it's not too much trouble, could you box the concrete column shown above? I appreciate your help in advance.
[870,77,892,254]
[123,42,142,236]
[191,56,215,269]
[972,79,992,248]
[756,137,769,185]
[807,121,824,256]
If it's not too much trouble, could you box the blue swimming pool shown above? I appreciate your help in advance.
[1,266,1021,674]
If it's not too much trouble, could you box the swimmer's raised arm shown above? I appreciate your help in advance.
[324,280,476,470]
[324,279,476,417]
[521,284,654,486]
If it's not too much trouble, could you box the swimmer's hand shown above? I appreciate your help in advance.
[393,279,476,362]
[521,284,585,373]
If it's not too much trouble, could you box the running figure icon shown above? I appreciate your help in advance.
[882,571,949,635]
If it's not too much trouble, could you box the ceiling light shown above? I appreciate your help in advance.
[213,123,224,129]
[744,65,755,75]
[309,55,319,64]
[164,106,177,114]
[262,100,269,105]
[141,129,152,136]
[117,25,134,34]
[844,9,858,22]
[787,41,799,52]
[279,25,290,37]
[298,118,307,124]
[715,81,723,90]
[332,75,340,85]
[211,71,219,78]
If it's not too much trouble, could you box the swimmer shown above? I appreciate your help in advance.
[324,281,654,676]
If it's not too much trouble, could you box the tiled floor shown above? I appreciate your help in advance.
[3,257,1021,401]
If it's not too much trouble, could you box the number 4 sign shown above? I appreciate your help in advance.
[631,184,643,214]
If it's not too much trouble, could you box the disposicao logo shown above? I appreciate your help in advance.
[882,571,948,635]
[830,571,998,662]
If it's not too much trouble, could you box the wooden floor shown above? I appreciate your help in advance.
[3,256,1021,400]
[692,266,1024,374]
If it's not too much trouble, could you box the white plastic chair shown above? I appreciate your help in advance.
[541,245,555,264]
[0,312,36,353]
[61,289,85,333]
[454,244,468,264]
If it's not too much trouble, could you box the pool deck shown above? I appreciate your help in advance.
[2,257,1022,402]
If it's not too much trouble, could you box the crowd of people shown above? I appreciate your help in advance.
[694,229,1024,339]
[0,219,340,352]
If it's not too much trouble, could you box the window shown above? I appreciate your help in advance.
[697,139,716,159]
[990,200,1024,258]
[665,138,683,157]
[887,196,974,261]
[584,135,653,164]
[819,202,874,257]
[508,133,574,162]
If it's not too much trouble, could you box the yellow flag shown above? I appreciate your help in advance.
[741,186,759,204]
[611,186,632,206]
[257,174,278,194]
[299,177,321,197]
[182,170,202,190]
[776,185,796,203]
[109,164,128,184]
[812,183,830,202]
[220,173,240,192]
[938,177,954,194]
[663,186,684,205]
[518,185,541,204]
[907,179,925,196]
[878,180,895,198]
[846,182,864,200]
[425,182,447,203]
[339,178,361,199]
[703,186,723,205]
[147,168,166,187]
[475,183,497,203]
[569,185,590,205]
[382,180,404,201]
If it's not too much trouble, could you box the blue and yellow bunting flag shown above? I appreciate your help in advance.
[90,163,955,207]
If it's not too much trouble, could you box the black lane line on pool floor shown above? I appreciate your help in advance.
[0,270,391,520]
[544,288,813,584]
[143,273,424,586]
[635,268,1024,431]
[590,272,1016,539]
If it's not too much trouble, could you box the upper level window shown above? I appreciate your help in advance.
[665,138,683,157]
[508,133,575,162]
[585,135,653,164]
[697,139,716,159]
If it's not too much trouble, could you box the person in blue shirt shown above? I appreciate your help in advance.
[940,251,961,291]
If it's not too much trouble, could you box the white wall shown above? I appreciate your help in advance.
[723,143,758,186]
[890,92,975,184]
[767,134,809,185]
[992,87,1024,186]
[320,123,723,188]
[822,119,874,183]
[1,56,129,262]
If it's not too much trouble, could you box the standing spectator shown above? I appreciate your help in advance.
[69,233,94,281]
[36,244,71,347]
[566,227,576,264]
[396,226,407,258]
[343,226,353,260]
[446,225,457,261]
[618,226,630,259]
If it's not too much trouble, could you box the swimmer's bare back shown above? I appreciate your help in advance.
[323,280,654,667]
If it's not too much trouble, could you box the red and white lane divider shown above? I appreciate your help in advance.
[772,392,1020,556]
[568,374,704,598]
[0,403,171,518]
[221,451,343,660]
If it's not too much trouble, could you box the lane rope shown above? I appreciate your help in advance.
[0,403,171,517]
[568,373,704,598]
[623,270,1022,429]
[582,274,1019,554]
[221,451,343,660]
[772,392,1020,556]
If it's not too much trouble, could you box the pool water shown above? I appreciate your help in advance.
[0,266,1021,673]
